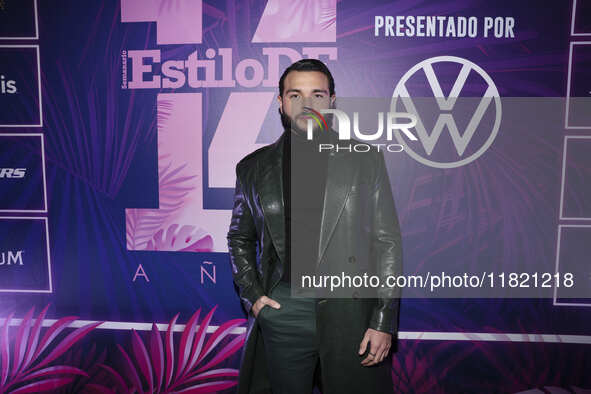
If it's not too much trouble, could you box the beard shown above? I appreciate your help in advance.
[279,108,307,138]
[278,107,333,139]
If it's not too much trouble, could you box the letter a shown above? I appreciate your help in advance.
[133,264,150,282]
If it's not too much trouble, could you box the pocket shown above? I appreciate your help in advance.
[257,304,269,320]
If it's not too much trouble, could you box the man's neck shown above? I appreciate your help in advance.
[284,128,330,144]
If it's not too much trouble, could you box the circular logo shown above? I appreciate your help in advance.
[391,56,502,168]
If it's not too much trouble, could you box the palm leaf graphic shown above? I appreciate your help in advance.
[98,306,246,393]
[0,304,104,393]
[125,156,198,250]
[52,341,109,393]
[144,223,213,252]
[125,95,197,251]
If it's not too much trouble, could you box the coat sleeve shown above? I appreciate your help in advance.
[227,165,266,317]
[368,150,403,334]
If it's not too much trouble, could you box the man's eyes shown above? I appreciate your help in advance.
[288,94,326,99]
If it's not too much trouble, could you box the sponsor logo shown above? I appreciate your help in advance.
[0,250,24,265]
[0,168,26,178]
[0,75,17,94]
[392,56,501,168]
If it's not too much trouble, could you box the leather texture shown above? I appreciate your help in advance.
[227,129,403,394]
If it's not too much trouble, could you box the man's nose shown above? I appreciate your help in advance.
[302,96,314,108]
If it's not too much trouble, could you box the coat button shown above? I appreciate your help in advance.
[348,256,356,263]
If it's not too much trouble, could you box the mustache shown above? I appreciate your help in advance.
[278,106,334,132]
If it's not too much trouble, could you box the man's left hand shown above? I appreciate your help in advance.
[358,328,392,366]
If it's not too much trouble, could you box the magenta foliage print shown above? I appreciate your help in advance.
[97,306,246,393]
[466,322,591,393]
[124,97,214,253]
[0,304,104,393]
[391,340,473,393]
[144,224,213,252]
[126,98,200,251]
[125,157,199,251]
[52,342,109,394]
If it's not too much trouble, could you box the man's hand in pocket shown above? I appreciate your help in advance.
[252,295,281,317]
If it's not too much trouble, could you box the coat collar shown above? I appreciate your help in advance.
[255,128,354,271]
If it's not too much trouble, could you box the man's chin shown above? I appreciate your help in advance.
[291,123,322,138]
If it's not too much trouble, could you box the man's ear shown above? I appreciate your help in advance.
[277,95,283,114]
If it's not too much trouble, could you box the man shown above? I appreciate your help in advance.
[227,59,402,394]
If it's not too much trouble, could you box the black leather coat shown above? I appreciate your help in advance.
[227,129,403,394]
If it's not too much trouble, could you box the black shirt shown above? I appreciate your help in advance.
[281,129,330,285]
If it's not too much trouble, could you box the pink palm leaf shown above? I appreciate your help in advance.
[98,306,246,393]
[52,342,109,393]
[0,304,104,393]
[125,144,198,251]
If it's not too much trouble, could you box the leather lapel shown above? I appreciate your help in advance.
[256,129,354,271]
[317,131,354,269]
[256,133,286,266]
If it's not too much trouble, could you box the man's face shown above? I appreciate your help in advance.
[278,70,335,137]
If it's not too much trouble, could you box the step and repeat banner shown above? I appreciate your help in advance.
[0,0,590,392]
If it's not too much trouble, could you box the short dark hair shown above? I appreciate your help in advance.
[278,59,335,98]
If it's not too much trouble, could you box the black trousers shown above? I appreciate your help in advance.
[257,281,394,394]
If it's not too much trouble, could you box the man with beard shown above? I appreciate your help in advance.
[227,59,402,394]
